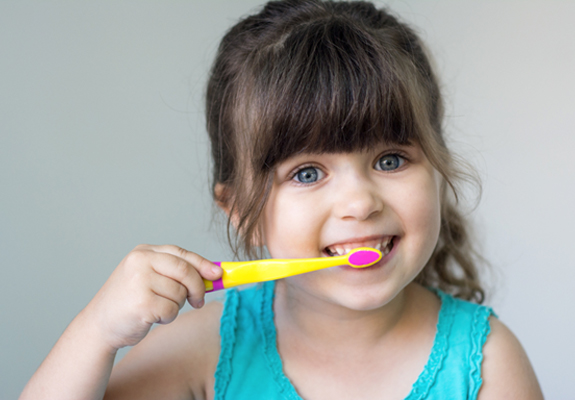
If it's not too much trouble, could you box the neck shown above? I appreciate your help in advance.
[274,280,414,352]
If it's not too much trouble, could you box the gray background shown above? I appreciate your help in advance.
[2,1,573,398]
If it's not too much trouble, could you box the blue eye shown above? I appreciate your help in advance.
[294,167,321,183]
[376,154,404,171]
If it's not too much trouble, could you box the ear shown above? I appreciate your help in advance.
[214,182,231,215]
[214,182,265,248]
[214,183,239,229]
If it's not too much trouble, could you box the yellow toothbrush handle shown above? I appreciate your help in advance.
[204,248,381,292]
[204,256,345,292]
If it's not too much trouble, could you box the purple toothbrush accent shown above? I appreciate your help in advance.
[348,250,380,267]
[206,262,225,292]
[212,278,225,291]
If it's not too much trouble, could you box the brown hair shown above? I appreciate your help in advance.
[206,0,486,302]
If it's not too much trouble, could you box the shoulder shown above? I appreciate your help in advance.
[478,317,544,399]
[106,300,224,400]
[430,292,544,398]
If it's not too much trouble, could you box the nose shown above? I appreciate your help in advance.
[332,173,383,221]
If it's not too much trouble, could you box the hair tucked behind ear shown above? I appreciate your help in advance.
[206,0,487,303]
[417,175,486,303]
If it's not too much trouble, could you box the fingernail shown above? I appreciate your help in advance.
[211,266,221,274]
[196,299,205,308]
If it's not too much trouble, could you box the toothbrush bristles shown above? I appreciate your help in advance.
[348,247,382,268]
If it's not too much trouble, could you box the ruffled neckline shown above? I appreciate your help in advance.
[259,282,456,400]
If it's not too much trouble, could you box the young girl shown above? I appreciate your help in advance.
[20,1,543,399]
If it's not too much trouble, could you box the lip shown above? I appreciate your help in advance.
[321,234,395,257]
[324,234,389,247]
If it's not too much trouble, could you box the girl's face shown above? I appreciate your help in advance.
[262,141,442,311]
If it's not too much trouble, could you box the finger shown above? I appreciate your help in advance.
[144,295,181,325]
[149,274,188,310]
[145,251,210,308]
[149,245,223,280]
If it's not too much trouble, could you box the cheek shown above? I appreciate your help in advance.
[394,171,442,255]
[262,191,324,258]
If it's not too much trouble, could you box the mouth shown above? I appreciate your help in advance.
[323,236,396,258]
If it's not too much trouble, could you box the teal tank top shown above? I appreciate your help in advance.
[214,281,495,399]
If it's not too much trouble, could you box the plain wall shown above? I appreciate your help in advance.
[1,1,573,398]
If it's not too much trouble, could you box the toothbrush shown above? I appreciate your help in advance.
[204,247,382,292]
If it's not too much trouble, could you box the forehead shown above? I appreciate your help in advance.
[233,17,431,174]
[277,140,418,164]
[251,117,418,174]
[243,82,421,174]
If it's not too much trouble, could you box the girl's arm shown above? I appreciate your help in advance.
[18,308,117,400]
[19,245,222,400]
[104,301,223,400]
[478,317,544,399]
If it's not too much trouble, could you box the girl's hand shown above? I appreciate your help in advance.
[84,244,222,351]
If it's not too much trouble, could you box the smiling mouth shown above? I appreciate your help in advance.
[324,236,396,258]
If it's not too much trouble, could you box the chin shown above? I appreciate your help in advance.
[332,286,399,311]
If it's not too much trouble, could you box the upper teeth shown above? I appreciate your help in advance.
[326,237,394,257]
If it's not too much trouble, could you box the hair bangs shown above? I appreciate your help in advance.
[244,17,421,172]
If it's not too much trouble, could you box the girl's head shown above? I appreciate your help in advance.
[206,0,484,302]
